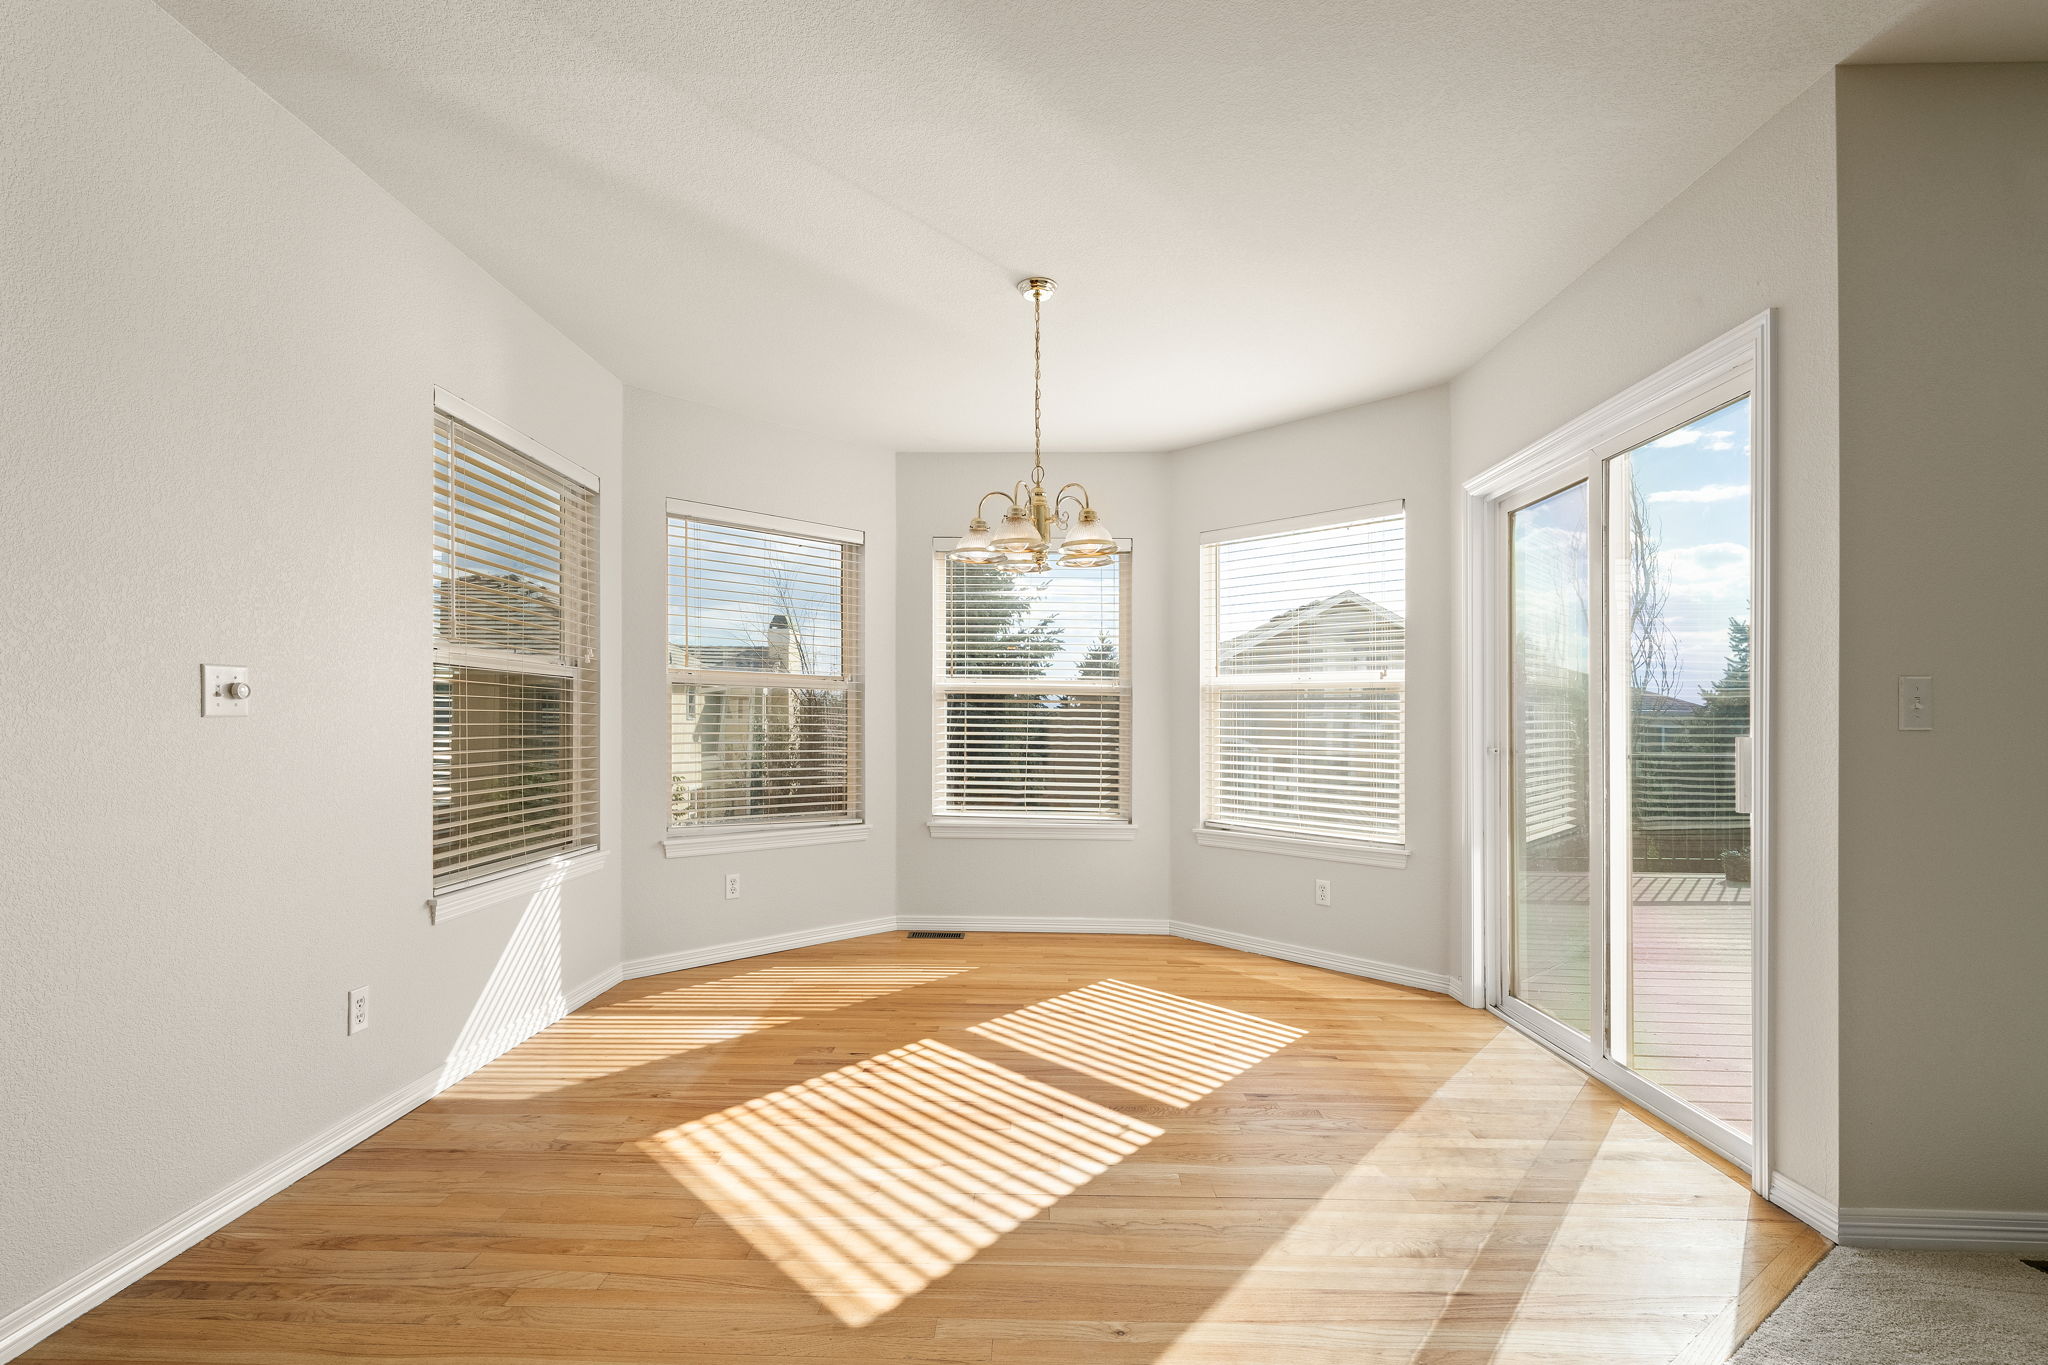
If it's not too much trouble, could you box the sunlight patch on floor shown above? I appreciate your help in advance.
[446,964,973,1097]
[641,1038,1163,1326]
[967,978,1306,1105]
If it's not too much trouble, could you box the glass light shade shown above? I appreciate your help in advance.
[949,519,999,562]
[1058,551,1112,568]
[989,507,1045,553]
[1059,508,1116,556]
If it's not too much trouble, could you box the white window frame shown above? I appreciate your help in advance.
[1195,501,1409,868]
[927,537,1135,840]
[662,499,867,859]
[427,389,605,922]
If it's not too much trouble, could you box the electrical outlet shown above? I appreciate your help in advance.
[724,873,741,900]
[1314,878,1332,907]
[347,987,369,1035]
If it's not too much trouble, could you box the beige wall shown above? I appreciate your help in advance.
[1165,388,1458,984]
[894,453,1173,927]
[1449,78,1844,1198]
[0,0,625,1330]
[1835,63,2048,1216]
[623,389,899,962]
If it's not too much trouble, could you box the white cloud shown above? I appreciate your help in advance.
[1647,483,1747,505]
[1658,541,1749,600]
[1648,425,1740,452]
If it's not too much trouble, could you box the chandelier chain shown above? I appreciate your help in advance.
[1031,288,1044,486]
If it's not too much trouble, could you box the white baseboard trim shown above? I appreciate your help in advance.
[0,963,622,1362]
[1837,1206,2048,1251]
[1767,1173,1841,1241]
[621,915,899,980]
[897,915,1170,935]
[1169,920,1456,996]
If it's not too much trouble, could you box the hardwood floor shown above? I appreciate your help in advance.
[25,932,1826,1364]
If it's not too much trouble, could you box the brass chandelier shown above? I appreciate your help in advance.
[948,277,1118,573]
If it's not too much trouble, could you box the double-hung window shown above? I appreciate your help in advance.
[1199,503,1406,855]
[934,546,1130,825]
[432,406,600,891]
[666,503,863,843]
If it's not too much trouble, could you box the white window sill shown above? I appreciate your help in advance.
[1192,826,1408,868]
[663,823,869,858]
[428,849,609,924]
[928,818,1136,841]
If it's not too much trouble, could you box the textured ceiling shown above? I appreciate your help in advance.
[163,0,1933,451]
[1852,0,2048,61]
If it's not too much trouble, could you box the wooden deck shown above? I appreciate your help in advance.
[1516,875,1753,1133]
[24,931,1817,1364]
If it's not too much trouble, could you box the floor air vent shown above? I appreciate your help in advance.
[906,930,966,939]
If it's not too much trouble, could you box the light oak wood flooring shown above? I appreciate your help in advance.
[24,931,1827,1364]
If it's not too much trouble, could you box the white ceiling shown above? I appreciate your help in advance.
[163,0,1940,451]
[1851,0,2048,61]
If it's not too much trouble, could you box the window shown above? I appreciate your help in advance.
[432,408,599,890]
[934,547,1130,823]
[1200,504,1405,851]
[667,503,863,836]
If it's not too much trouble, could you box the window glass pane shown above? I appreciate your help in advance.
[667,513,862,830]
[939,691,1124,816]
[1614,396,1753,1133]
[431,414,598,891]
[1212,519,1403,678]
[1508,482,1593,1037]
[1210,688,1402,840]
[944,560,1120,681]
[671,683,854,826]
[433,665,585,884]
[434,424,590,661]
[669,520,847,676]
[1202,509,1405,844]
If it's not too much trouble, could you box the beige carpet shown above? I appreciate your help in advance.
[1732,1248,2048,1364]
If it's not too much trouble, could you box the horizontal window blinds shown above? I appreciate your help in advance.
[937,557,1129,820]
[668,512,862,828]
[432,414,599,889]
[1201,508,1405,845]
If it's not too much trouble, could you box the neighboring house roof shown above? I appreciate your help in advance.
[436,571,563,650]
[1218,589,1403,666]
[669,613,806,673]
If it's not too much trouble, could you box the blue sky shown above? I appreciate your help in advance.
[1629,396,1751,702]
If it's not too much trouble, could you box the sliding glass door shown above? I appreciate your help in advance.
[1496,382,1757,1158]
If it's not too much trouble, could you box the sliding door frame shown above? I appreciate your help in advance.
[1460,312,1773,1186]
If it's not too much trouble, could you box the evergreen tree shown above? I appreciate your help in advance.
[946,562,1062,675]
[1696,618,1750,723]
[943,563,1072,809]
[1078,635,1120,679]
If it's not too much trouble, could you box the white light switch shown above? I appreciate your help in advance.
[202,665,252,717]
[1899,676,1933,731]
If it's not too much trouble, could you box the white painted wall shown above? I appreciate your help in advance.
[0,0,624,1336]
[1165,389,1457,984]
[1448,78,1843,1197]
[622,390,899,963]
[1835,63,2048,1218]
[894,453,1173,927]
